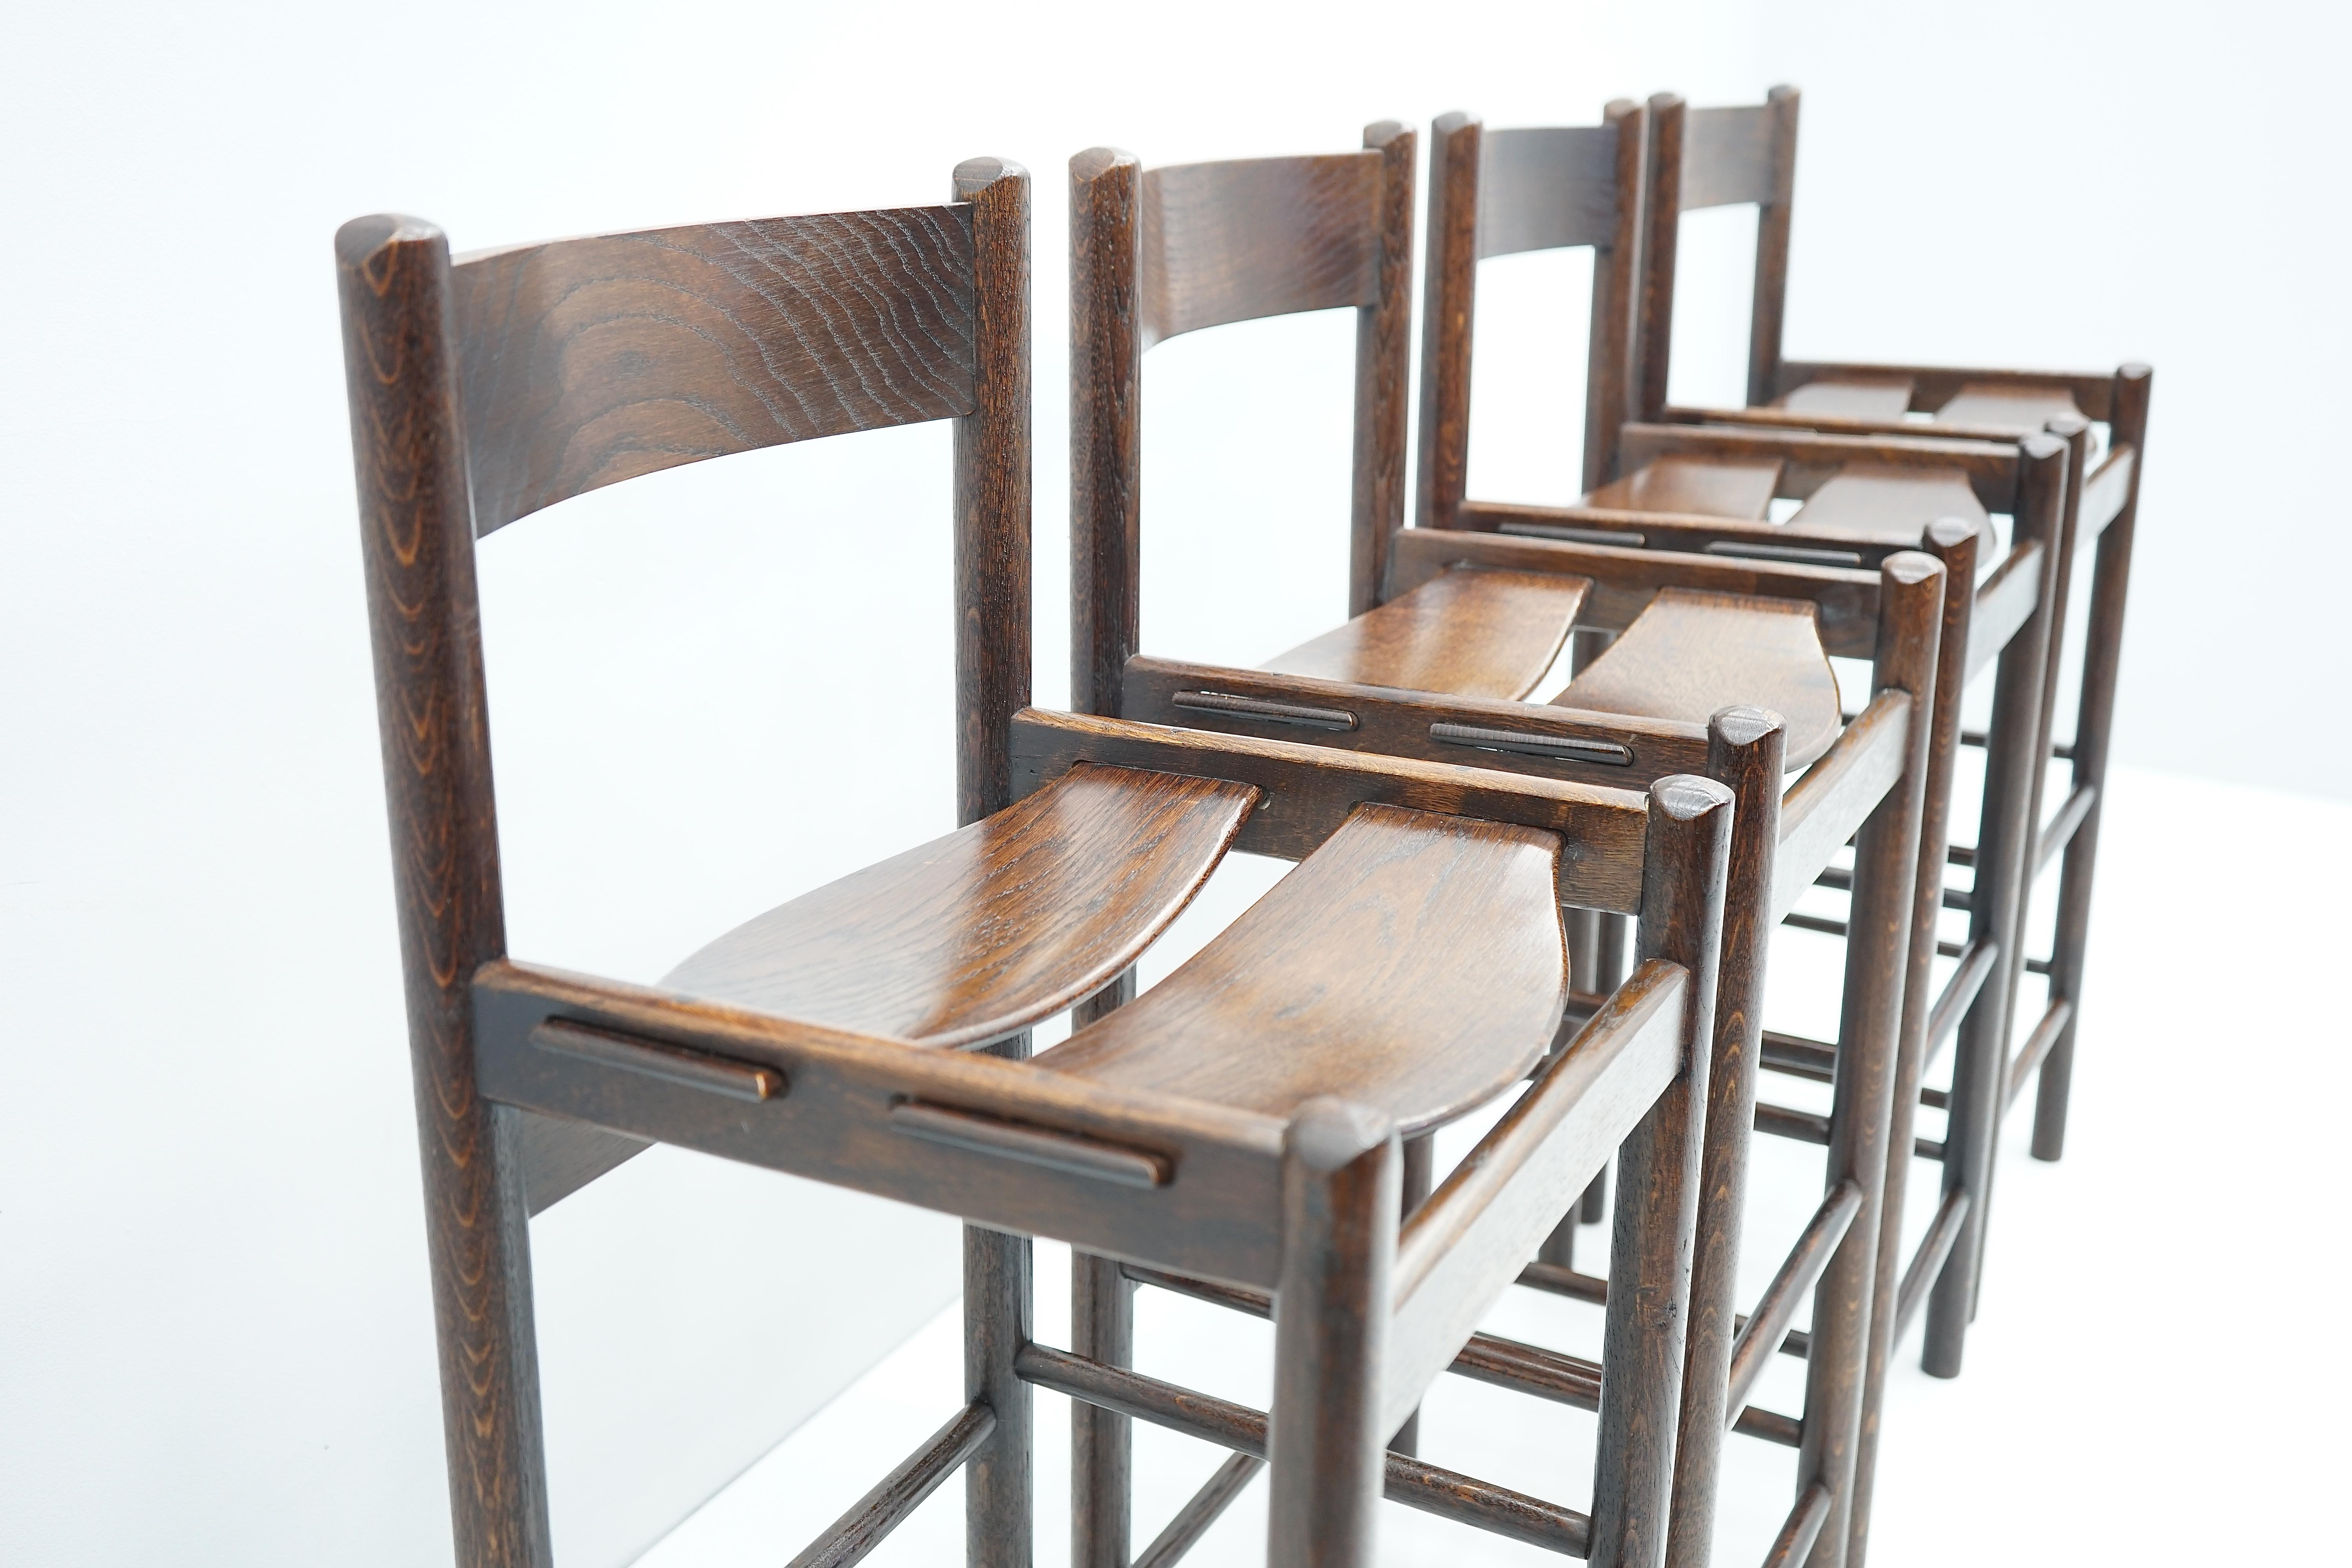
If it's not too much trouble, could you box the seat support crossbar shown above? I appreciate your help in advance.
[1014,1343,1595,1557]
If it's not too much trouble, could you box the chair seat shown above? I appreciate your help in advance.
[1036,804,1567,1135]
[1261,567,1591,701]
[1583,454,1783,519]
[1784,464,1993,548]
[1931,382,2085,433]
[1555,587,1842,769]
[661,764,1256,1049]
[1773,377,1915,421]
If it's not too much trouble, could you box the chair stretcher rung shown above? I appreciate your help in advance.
[1781,909,1966,961]
[2035,782,2098,875]
[785,1401,995,1568]
[2005,998,2074,1111]
[1895,1187,1973,1344]
[1015,1344,1594,1555]
[1134,1452,1263,1568]
[1763,1482,1836,1568]
[1758,1101,1942,1161]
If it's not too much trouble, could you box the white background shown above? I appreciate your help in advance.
[0,1,2343,1564]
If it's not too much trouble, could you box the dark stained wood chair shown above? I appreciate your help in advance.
[1627,85,2154,1557]
[339,158,1733,1568]
[1409,102,2109,1567]
[1069,129,1958,1568]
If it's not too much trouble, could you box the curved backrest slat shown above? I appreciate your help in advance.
[1477,125,1624,259]
[1681,104,1785,211]
[1140,154,1383,347]
[452,209,978,535]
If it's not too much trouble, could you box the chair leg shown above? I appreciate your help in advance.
[1071,1254,1132,1568]
[2033,501,2137,1161]
[1594,774,1731,1568]
[969,1035,1035,1568]
[1069,976,1136,1568]
[1387,1133,1436,1458]
[1267,1100,1398,1568]
[1844,521,1976,1568]
[433,1102,553,1568]
[1924,463,2067,1382]
[1664,711,1784,1568]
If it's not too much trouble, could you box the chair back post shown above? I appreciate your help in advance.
[335,214,552,1568]
[953,158,1034,825]
[1069,148,1145,719]
[1745,85,1802,408]
[1415,111,1482,534]
[1351,120,1418,615]
[1800,548,1942,1568]
[1586,98,1649,490]
[1591,774,1733,1568]
[1662,707,1784,1568]
[1634,93,1686,425]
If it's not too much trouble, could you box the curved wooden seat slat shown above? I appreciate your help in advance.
[1556,587,1843,770]
[1260,567,1591,701]
[1036,804,1568,1135]
[661,764,1256,1050]
[1931,382,2085,433]
[1772,377,1915,421]
[1784,464,1993,549]
[1582,453,1783,519]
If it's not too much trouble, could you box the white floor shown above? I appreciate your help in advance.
[634,765,2351,1566]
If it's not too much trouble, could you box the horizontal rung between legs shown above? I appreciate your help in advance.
[2035,783,2098,875]
[2005,998,2075,1111]
[1894,1187,1972,1345]
[1015,1343,1595,1556]
[1134,1452,1263,1568]
[1762,1482,1836,1568]
[785,1400,995,1568]
[1758,1102,1943,1160]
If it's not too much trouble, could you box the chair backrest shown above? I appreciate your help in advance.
[337,158,1031,833]
[1636,86,1802,419]
[1069,123,1416,715]
[1416,102,1646,528]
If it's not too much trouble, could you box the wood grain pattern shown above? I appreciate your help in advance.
[661,764,1252,1049]
[1584,455,1783,519]
[1559,588,1843,769]
[1616,423,2022,512]
[452,209,977,535]
[1388,527,1882,659]
[1351,120,1417,613]
[1664,710,1786,1568]
[1478,123,1624,258]
[1140,153,1382,347]
[1122,653,1712,787]
[1781,465,1990,547]
[1040,804,1565,1133]
[336,213,552,1568]
[1415,112,1482,534]
[1744,87,1801,408]
[1069,148,1144,719]
[1385,958,1688,1425]
[1260,567,1588,701]
[1008,708,1652,915]
[1770,692,1910,922]
[1591,777,1733,1568]
[473,959,1295,1289]
[1929,382,2085,432]
[1775,361,2117,423]
[952,159,1033,824]
[1772,379,1913,421]
[1680,103,1785,210]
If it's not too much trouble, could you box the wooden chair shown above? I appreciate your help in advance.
[1628,83,2153,1550]
[1410,97,2107,1555]
[338,158,1733,1568]
[1069,128,1956,1568]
